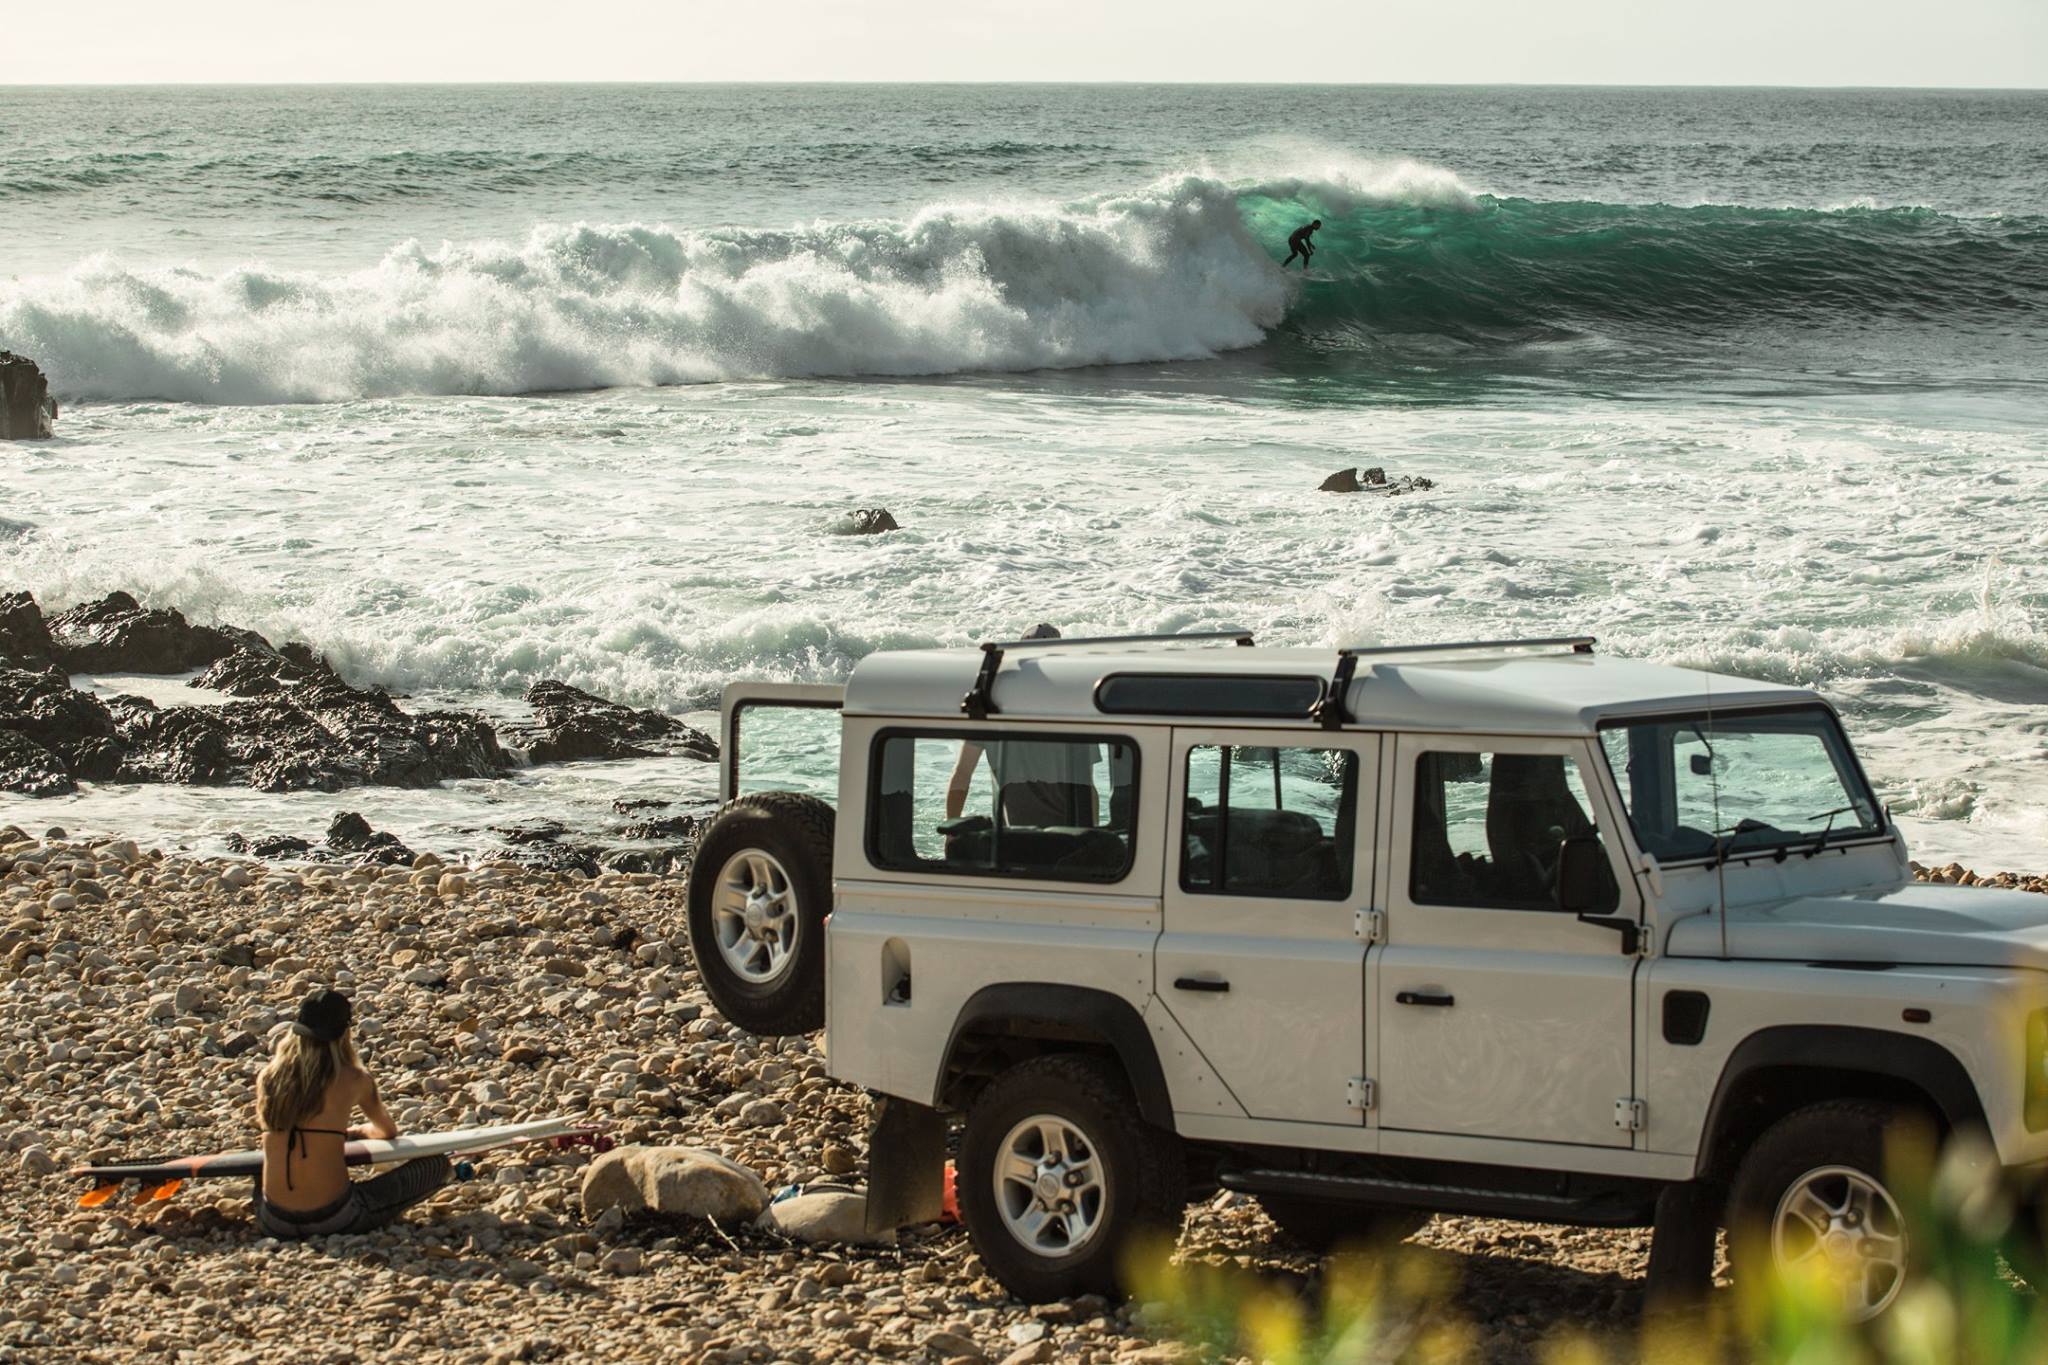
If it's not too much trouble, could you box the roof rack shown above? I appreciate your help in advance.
[963,629,1255,720]
[1313,636,1594,728]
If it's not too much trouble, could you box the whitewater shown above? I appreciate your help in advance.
[2,83,2044,870]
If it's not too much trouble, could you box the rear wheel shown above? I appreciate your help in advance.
[685,791,834,1035]
[959,1055,1186,1301]
[1256,1193,1429,1255]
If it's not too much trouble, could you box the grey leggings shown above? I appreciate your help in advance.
[254,1155,451,1239]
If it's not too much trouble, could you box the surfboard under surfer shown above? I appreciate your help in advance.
[1282,219,1321,270]
[251,987,453,1238]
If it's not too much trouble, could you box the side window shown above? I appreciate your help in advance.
[1410,750,1618,911]
[870,732,1137,882]
[1182,745,1358,900]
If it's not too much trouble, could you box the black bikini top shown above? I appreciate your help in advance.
[265,1125,349,1191]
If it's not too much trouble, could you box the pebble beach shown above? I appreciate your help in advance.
[3,825,2041,1363]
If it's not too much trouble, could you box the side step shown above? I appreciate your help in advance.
[1222,1167,1655,1228]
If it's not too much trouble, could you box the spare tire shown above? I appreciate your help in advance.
[685,791,835,1036]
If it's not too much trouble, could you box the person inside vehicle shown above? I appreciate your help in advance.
[252,987,451,1239]
[945,624,1101,828]
[1281,219,1321,270]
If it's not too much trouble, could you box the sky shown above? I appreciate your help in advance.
[8,0,2045,87]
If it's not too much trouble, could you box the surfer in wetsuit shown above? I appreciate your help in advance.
[251,988,451,1238]
[1282,219,1321,270]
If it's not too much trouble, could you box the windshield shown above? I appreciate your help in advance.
[1598,705,1883,863]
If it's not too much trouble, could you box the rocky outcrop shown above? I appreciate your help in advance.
[835,507,901,535]
[580,1146,770,1223]
[0,666,123,782]
[0,729,73,797]
[0,592,56,668]
[1319,466,1437,495]
[515,679,716,765]
[0,353,56,440]
[47,591,256,673]
[323,811,415,866]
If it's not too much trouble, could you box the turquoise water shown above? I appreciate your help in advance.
[0,85,2043,867]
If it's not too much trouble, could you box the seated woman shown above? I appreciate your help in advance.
[252,987,450,1239]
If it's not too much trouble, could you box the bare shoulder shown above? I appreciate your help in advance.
[342,1062,378,1099]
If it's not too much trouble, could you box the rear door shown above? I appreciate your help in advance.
[1156,727,1380,1126]
[1374,734,1642,1148]
[720,682,845,804]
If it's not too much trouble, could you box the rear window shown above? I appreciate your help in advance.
[868,730,1139,883]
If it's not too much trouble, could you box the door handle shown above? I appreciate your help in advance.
[1396,990,1455,1007]
[1173,976,1230,993]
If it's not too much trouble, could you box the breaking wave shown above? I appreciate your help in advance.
[3,162,2043,403]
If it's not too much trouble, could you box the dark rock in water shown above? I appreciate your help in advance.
[1319,466,1436,496]
[324,811,414,865]
[0,665,122,778]
[47,591,257,674]
[195,644,336,698]
[252,835,313,858]
[516,679,716,765]
[0,592,56,668]
[108,699,236,785]
[836,507,901,535]
[0,729,74,797]
[618,812,707,843]
[613,798,671,815]
[492,822,600,876]
[0,353,57,440]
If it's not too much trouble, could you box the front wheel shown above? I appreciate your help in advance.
[684,791,834,1036]
[1726,1100,1929,1323]
[959,1055,1186,1302]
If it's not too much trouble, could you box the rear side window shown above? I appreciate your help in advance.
[1410,751,1618,912]
[868,731,1138,882]
[1182,745,1358,900]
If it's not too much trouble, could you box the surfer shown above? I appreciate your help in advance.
[1281,219,1321,270]
[251,988,452,1238]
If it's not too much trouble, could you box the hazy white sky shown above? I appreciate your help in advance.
[9,0,2045,87]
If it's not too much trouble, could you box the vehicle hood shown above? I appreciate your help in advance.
[1664,882,2048,970]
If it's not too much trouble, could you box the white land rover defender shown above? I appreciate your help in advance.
[686,632,2048,1320]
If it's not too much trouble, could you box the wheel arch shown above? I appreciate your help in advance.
[1694,1024,1987,1180]
[937,983,1174,1129]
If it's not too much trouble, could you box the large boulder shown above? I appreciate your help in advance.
[756,1189,894,1246]
[0,729,74,797]
[0,353,56,440]
[322,811,414,865]
[0,666,122,777]
[0,592,56,668]
[47,591,255,673]
[835,507,901,536]
[516,680,716,765]
[579,1146,768,1224]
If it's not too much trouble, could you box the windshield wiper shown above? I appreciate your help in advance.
[1710,818,1775,867]
[1802,805,1862,858]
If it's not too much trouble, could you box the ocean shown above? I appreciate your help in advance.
[1,84,2044,867]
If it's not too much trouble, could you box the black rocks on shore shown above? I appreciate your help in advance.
[0,590,716,798]
[515,679,717,764]
[0,352,57,441]
[833,507,901,535]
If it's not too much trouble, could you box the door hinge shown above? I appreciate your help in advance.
[1354,908,1386,944]
[1347,1077,1376,1111]
[1614,1098,1647,1133]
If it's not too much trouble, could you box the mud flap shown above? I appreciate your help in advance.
[1645,1180,1720,1311]
[863,1095,947,1239]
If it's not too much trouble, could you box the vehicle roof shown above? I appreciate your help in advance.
[842,645,1817,735]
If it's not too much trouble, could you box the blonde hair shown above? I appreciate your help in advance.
[257,1028,358,1132]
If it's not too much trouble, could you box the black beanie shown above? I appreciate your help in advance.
[293,987,352,1044]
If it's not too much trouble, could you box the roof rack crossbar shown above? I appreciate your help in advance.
[963,629,1254,720]
[1336,635,1595,661]
[979,628,1256,653]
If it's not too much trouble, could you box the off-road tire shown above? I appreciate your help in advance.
[960,1054,1187,1302]
[1726,1099,1930,1323]
[1256,1193,1430,1256]
[685,791,834,1036]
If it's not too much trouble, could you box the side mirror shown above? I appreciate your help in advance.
[1553,834,1608,914]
